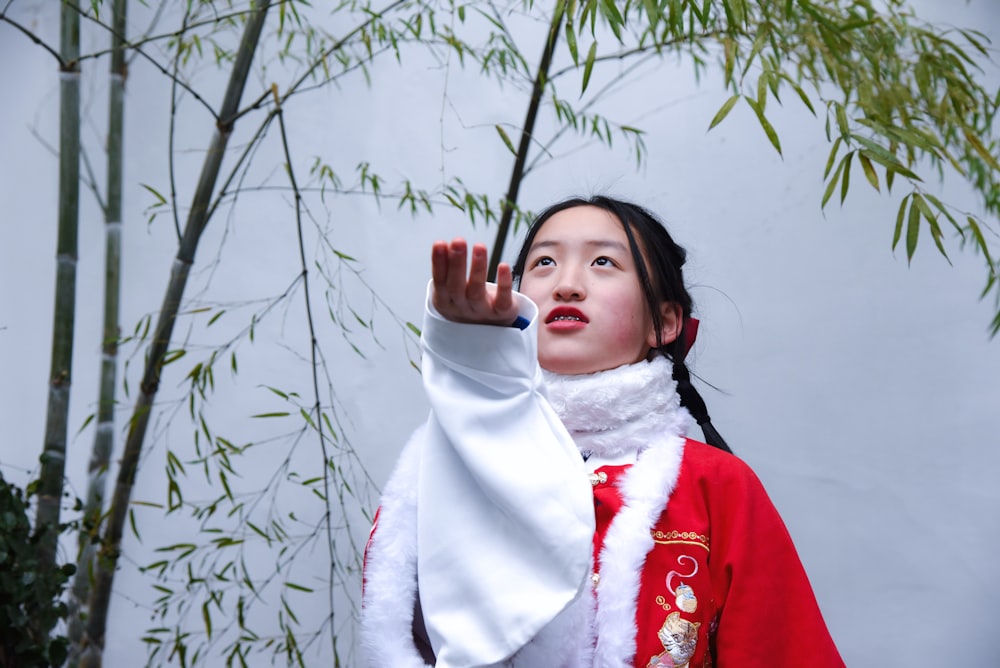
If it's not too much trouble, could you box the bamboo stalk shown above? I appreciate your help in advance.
[68,0,127,664]
[35,0,81,571]
[79,2,273,665]
[487,0,565,280]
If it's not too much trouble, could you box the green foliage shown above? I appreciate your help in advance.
[0,474,76,667]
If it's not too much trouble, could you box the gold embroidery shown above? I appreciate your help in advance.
[654,595,672,612]
[651,529,709,552]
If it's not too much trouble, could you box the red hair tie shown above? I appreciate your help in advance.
[683,317,699,355]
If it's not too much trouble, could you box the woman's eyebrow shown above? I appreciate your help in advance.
[529,239,628,252]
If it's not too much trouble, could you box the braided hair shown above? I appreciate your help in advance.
[511,195,731,453]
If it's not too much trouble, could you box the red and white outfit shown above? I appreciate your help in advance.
[361,287,844,667]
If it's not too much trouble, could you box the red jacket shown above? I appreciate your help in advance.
[594,439,843,667]
[362,435,844,667]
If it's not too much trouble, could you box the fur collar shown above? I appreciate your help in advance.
[544,356,690,460]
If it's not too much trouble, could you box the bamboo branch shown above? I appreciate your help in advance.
[0,11,65,65]
[487,0,565,280]
[272,83,339,662]
[80,2,273,665]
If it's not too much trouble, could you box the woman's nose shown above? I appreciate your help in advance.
[553,273,585,301]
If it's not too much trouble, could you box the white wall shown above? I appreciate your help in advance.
[2,0,999,665]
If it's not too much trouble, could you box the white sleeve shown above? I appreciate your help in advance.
[417,280,595,668]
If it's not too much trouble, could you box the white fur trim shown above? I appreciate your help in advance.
[544,357,686,459]
[360,425,430,667]
[593,433,687,667]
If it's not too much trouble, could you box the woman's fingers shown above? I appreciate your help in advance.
[494,262,514,316]
[431,241,449,287]
[466,243,489,302]
[429,238,517,325]
[445,238,468,298]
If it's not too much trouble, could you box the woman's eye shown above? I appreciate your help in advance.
[593,256,615,267]
[531,256,554,268]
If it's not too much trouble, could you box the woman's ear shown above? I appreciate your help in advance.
[648,302,683,348]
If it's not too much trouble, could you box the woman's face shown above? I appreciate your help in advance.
[519,205,674,375]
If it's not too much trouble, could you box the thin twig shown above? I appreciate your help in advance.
[0,12,65,66]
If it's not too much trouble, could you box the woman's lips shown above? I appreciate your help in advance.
[545,307,588,330]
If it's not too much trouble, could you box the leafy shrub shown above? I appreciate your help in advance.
[0,474,76,667]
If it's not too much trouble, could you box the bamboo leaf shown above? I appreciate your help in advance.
[824,136,843,179]
[251,412,290,418]
[565,21,579,64]
[742,28,768,77]
[76,413,96,435]
[247,521,270,542]
[858,152,879,192]
[723,37,735,85]
[203,601,213,639]
[495,125,517,156]
[707,95,740,132]
[642,0,659,25]
[840,151,853,203]
[966,216,996,268]
[923,193,961,235]
[129,508,141,541]
[140,183,167,206]
[822,153,848,209]
[849,134,921,180]
[893,197,910,251]
[963,130,1000,171]
[911,194,949,261]
[162,349,186,365]
[780,74,816,115]
[906,196,921,262]
[299,407,318,430]
[599,0,623,40]
[744,97,781,155]
[928,215,949,261]
[835,103,850,138]
[284,581,315,593]
[582,41,597,93]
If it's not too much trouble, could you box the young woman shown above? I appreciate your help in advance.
[362,196,844,667]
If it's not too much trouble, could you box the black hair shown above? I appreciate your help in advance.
[511,195,731,453]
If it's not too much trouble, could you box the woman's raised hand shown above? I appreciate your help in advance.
[431,238,519,326]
